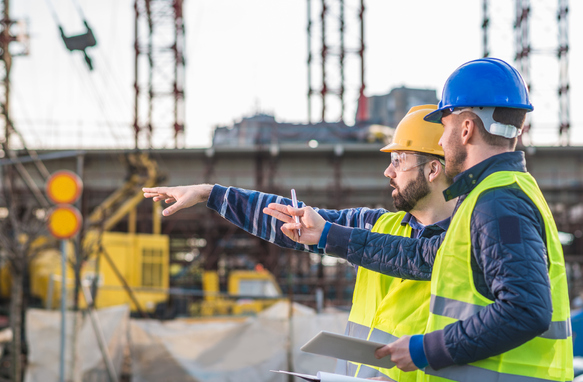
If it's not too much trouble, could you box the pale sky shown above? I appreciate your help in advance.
[8,0,583,149]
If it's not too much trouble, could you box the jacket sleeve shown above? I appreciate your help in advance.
[424,187,553,369]
[324,223,444,280]
[206,184,386,254]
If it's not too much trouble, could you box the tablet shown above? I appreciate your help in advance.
[300,331,396,369]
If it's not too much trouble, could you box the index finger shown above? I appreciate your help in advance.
[143,187,166,193]
[263,206,295,224]
[266,203,295,214]
[143,192,167,199]
[267,203,304,217]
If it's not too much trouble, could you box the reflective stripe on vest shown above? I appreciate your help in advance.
[356,364,394,380]
[368,328,399,344]
[346,362,358,377]
[335,359,348,376]
[426,364,570,382]
[345,320,371,340]
[430,295,572,340]
[425,171,573,381]
[336,321,372,375]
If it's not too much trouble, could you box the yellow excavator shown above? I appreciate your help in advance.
[0,153,284,317]
[1,153,168,314]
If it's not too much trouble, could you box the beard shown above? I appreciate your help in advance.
[391,169,431,212]
[444,129,467,179]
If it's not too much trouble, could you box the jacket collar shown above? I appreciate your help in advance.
[401,212,451,232]
[443,151,527,201]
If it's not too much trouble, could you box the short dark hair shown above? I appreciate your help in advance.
[415,153,452,185]
[467,107,526,149]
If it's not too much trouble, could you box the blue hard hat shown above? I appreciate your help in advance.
[424,58,534,123]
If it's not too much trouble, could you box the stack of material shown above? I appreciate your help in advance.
[25,305,129,382]
[130,302,349,382]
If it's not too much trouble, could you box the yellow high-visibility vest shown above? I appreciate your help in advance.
[340,212,431,382]
[424,171,573,382]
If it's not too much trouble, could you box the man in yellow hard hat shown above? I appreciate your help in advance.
[143,105,456,381]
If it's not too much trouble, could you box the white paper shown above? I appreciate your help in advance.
[317,371,374,381]
[270,370,372,382]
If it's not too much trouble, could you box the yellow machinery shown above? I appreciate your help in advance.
[198,269,284,316]
[1,153,285,317]
[1,153,169,314]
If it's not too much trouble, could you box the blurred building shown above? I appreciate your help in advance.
[212,114,388,147]
[356,86,439,127]
[212,86,438,148]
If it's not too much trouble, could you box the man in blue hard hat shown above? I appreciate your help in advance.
[265,57,573,381]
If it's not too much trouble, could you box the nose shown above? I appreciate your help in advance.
[384,164,396,178]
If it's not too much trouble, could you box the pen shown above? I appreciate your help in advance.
[291,189,301,237]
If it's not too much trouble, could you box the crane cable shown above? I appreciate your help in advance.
[43,0,86,26]
[42,0,135,146]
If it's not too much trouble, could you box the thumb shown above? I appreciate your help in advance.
[163,201,184,216]
[375,344,392,359]
[281,224,299,242]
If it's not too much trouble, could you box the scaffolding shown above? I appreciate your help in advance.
[557,0,570,145]
[484,0,570,145]
[0,0,14,148]
[481,0,490,58]
[133,0,185,149]
[307,0,365,123]
[514,0,531,141]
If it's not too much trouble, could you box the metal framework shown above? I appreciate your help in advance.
[307,0,365,123]
[483,0,572,145]
[514,0,531,140]
[0,0,13,148]
[133,0,185,149]
[557,0,570,145]
[482,0,490,58]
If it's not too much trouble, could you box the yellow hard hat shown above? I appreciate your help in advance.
[381,104,444,157]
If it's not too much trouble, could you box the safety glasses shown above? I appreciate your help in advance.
[390,152,441,172]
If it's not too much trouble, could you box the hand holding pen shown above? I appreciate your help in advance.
[262,192,326,245]
[291,189,301,237]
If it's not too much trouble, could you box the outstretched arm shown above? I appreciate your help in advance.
[144,184,386,253]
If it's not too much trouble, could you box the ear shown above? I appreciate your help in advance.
[427,160,441,183]
[460,118,476,145]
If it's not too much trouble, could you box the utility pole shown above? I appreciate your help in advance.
[0,0,28,151]
[0,0,13,149]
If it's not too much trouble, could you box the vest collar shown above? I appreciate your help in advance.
[443,151,527,202]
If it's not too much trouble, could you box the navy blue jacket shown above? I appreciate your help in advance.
[206,185,447,254]
[324,152,553,369]
[207,185,385,254]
